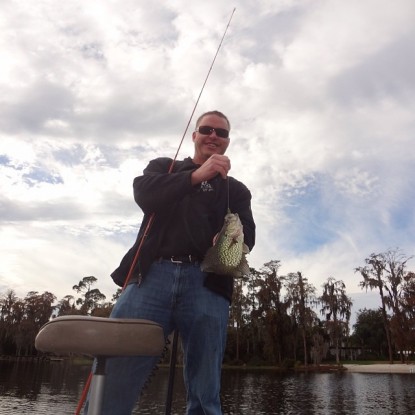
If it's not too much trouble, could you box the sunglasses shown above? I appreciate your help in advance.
[196,125,230,139]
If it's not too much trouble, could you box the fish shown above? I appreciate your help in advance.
[201,211,250,278]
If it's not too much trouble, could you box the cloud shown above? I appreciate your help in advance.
[330,30,415,105]
[1,0,414,324]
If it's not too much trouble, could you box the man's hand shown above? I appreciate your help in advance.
[191,154,231,185]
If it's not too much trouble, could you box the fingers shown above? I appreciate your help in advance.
[209,154,231,178]
[191,155,231,185]
[203,155,230,180]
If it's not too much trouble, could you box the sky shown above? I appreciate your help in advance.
[1,0,414,326]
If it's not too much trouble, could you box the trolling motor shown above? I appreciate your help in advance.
[35,316,164,415]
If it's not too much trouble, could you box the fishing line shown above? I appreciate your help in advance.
[75,8,236,415]
[121,7,236,290]
[227,177,230,212]
[168,7,236,173]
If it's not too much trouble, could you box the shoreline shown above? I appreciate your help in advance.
[2,357,414,374]
[343,363,415,374]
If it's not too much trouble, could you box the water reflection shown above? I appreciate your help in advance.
[1,360,414,414]
[0,360,90,414]
[220,370,415,415]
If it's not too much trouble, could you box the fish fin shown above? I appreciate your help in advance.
[242,243,250,254]
[234,256,250,278]
[200,247,216,272]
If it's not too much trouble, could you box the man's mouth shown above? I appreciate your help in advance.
[205,142,219,148]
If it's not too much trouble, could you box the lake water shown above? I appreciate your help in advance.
[0,360,414,414]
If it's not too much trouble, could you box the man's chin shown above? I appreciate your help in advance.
[204,147,223,156]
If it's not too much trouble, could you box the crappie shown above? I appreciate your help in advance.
[201,211,250,278]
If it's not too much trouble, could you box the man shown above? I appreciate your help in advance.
[90,110,255,414]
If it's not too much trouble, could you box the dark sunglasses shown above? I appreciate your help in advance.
[196,125,230,139]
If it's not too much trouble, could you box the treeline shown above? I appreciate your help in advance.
[228,249,414,366]
[1,249,414,366]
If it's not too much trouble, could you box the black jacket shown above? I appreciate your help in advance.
[111,157,255,301]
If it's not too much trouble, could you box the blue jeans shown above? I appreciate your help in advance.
[85,259,230,415]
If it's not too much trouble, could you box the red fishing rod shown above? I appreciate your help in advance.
[75,8,236,415]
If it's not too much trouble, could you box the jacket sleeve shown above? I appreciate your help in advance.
[133,158,195,214]
[229,178,256,251]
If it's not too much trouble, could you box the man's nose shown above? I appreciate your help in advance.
[208,129,219,138]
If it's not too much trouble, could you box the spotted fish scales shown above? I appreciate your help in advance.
[201,211,250,278]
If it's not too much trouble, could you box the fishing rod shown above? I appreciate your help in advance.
[168,7,236,173]
[152,9,237,415]
[75,7,236,415]
[122,7,236,292]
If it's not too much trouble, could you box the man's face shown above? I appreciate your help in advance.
[192,114,230,164]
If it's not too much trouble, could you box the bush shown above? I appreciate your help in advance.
[281,359,296,369]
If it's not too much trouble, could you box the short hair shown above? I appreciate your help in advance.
[195,110,231,130]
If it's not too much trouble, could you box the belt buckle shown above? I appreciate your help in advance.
[170,256,183,264]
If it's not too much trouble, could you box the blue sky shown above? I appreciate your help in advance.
[1,0,414,325]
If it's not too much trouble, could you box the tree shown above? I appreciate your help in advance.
[0,290,56,356]
[0,290,20,354]
[284,272,318,366]
[72,276,106,315]
[56,295,78,316]
[19,291,56,355]
[228,275,249,362]
[356,252,394,363]
[242,268,263,363]
[320,277,352,364]
[253,261,291,364]
[356,249,413,362]
[91,302,114,317]
[401,272,415,353]
[352,308,387,358]
[112,288,122,302]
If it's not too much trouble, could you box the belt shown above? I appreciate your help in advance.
[160,255,202,264]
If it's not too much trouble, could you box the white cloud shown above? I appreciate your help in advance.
[1,0,414,323]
